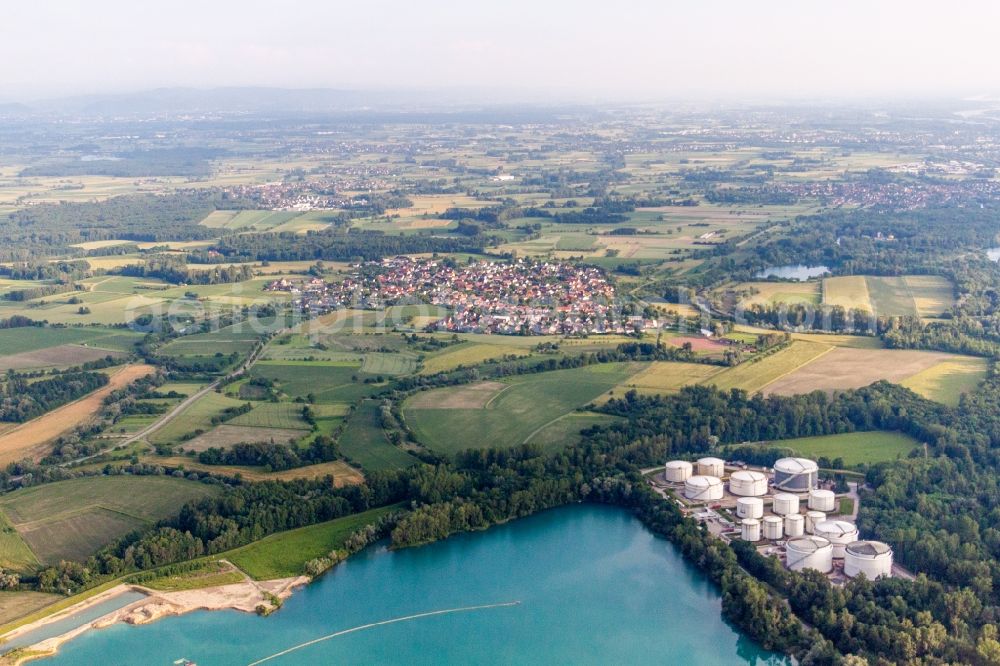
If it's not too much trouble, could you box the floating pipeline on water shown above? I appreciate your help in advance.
[246,601,522,665]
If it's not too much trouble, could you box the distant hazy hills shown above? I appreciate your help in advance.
[0,87,580,119]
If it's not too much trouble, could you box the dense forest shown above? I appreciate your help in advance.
[0,371,109,422]
[0,191,252,261]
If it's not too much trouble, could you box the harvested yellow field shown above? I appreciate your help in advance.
[900,356,987,406]
[387,194,487,217]
[407,381,508,409]
[401,218,453,229]
[822,276,871,311]
[199,210,240,228]
[788,332,884,349]
[69,239,133,250]
[83,256,145,270]
[622,362,723,392]
[593,361,722,404]
[764,348,953,396]
[704,341,833,394]
[904,275,955,318]
[0,364,156,464]
[733,281,821,306]
[419,343,530,375]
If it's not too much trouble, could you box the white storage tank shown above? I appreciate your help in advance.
[684,475,723,501]
[784,513,805,538]
[805,511,826,534]
[785,535,834,573]
[772,493,801,516]
[844,541,893,579]
[814,520,859,558]
[729,470,768,497]
[808,489,836,512]
[736,497,764,520]
[772,457,819,492]
[741,518,761,542]
[762,516,784,540]
[664,460,693,483]
[696,457,725,477]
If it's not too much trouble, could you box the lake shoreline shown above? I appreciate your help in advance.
[0,575,309,665]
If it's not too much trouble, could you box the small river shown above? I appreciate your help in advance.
[755,265,830,281]
[45,505,786,665]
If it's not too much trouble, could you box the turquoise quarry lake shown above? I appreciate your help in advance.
[46,504,786,665]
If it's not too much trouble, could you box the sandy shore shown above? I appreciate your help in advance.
[0,571,309,665]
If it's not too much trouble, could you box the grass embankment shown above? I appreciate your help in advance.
[227,505,399,579]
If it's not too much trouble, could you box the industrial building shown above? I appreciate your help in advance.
[772,457,819,492]
[696,457,725,477]
[729,470,767,497]
[684,475,724,501]
[664,460,693,483]
[808,489,836,512]
[786,536,834,573]
[813,520,859,558]
[844,541,893,579]
[783,513,804,538]
[741,518,761,542]
[736,496,764,519]
[762,516,783,540]
[772,493,800,516]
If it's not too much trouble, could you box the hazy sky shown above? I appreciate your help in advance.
[6,0,1000,101]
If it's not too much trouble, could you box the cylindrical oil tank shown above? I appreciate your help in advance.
[664,460,693,483]
[844,540,893,579]
[786,535,834,573]
[784,513,805,538]
[772,457,818,492]
[696,457,725,477]
[736,496,764,519]
[808,489,836,512]
[814,520,859,558]
[772,493,801,516]
[729,470,768,497]
[741,518,761,542]
[684,475,723,501]
[762,516,783,540]
[805,511,826,534]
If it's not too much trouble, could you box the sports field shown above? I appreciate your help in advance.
[405,363,638,455]
[0,476,219,564]
[766,431,919,465]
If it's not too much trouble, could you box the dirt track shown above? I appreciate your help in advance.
[0,364,155,465]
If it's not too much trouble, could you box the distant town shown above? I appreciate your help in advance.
[265,257,661,335]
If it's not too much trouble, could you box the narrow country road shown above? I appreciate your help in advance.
[62,333,273,467]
